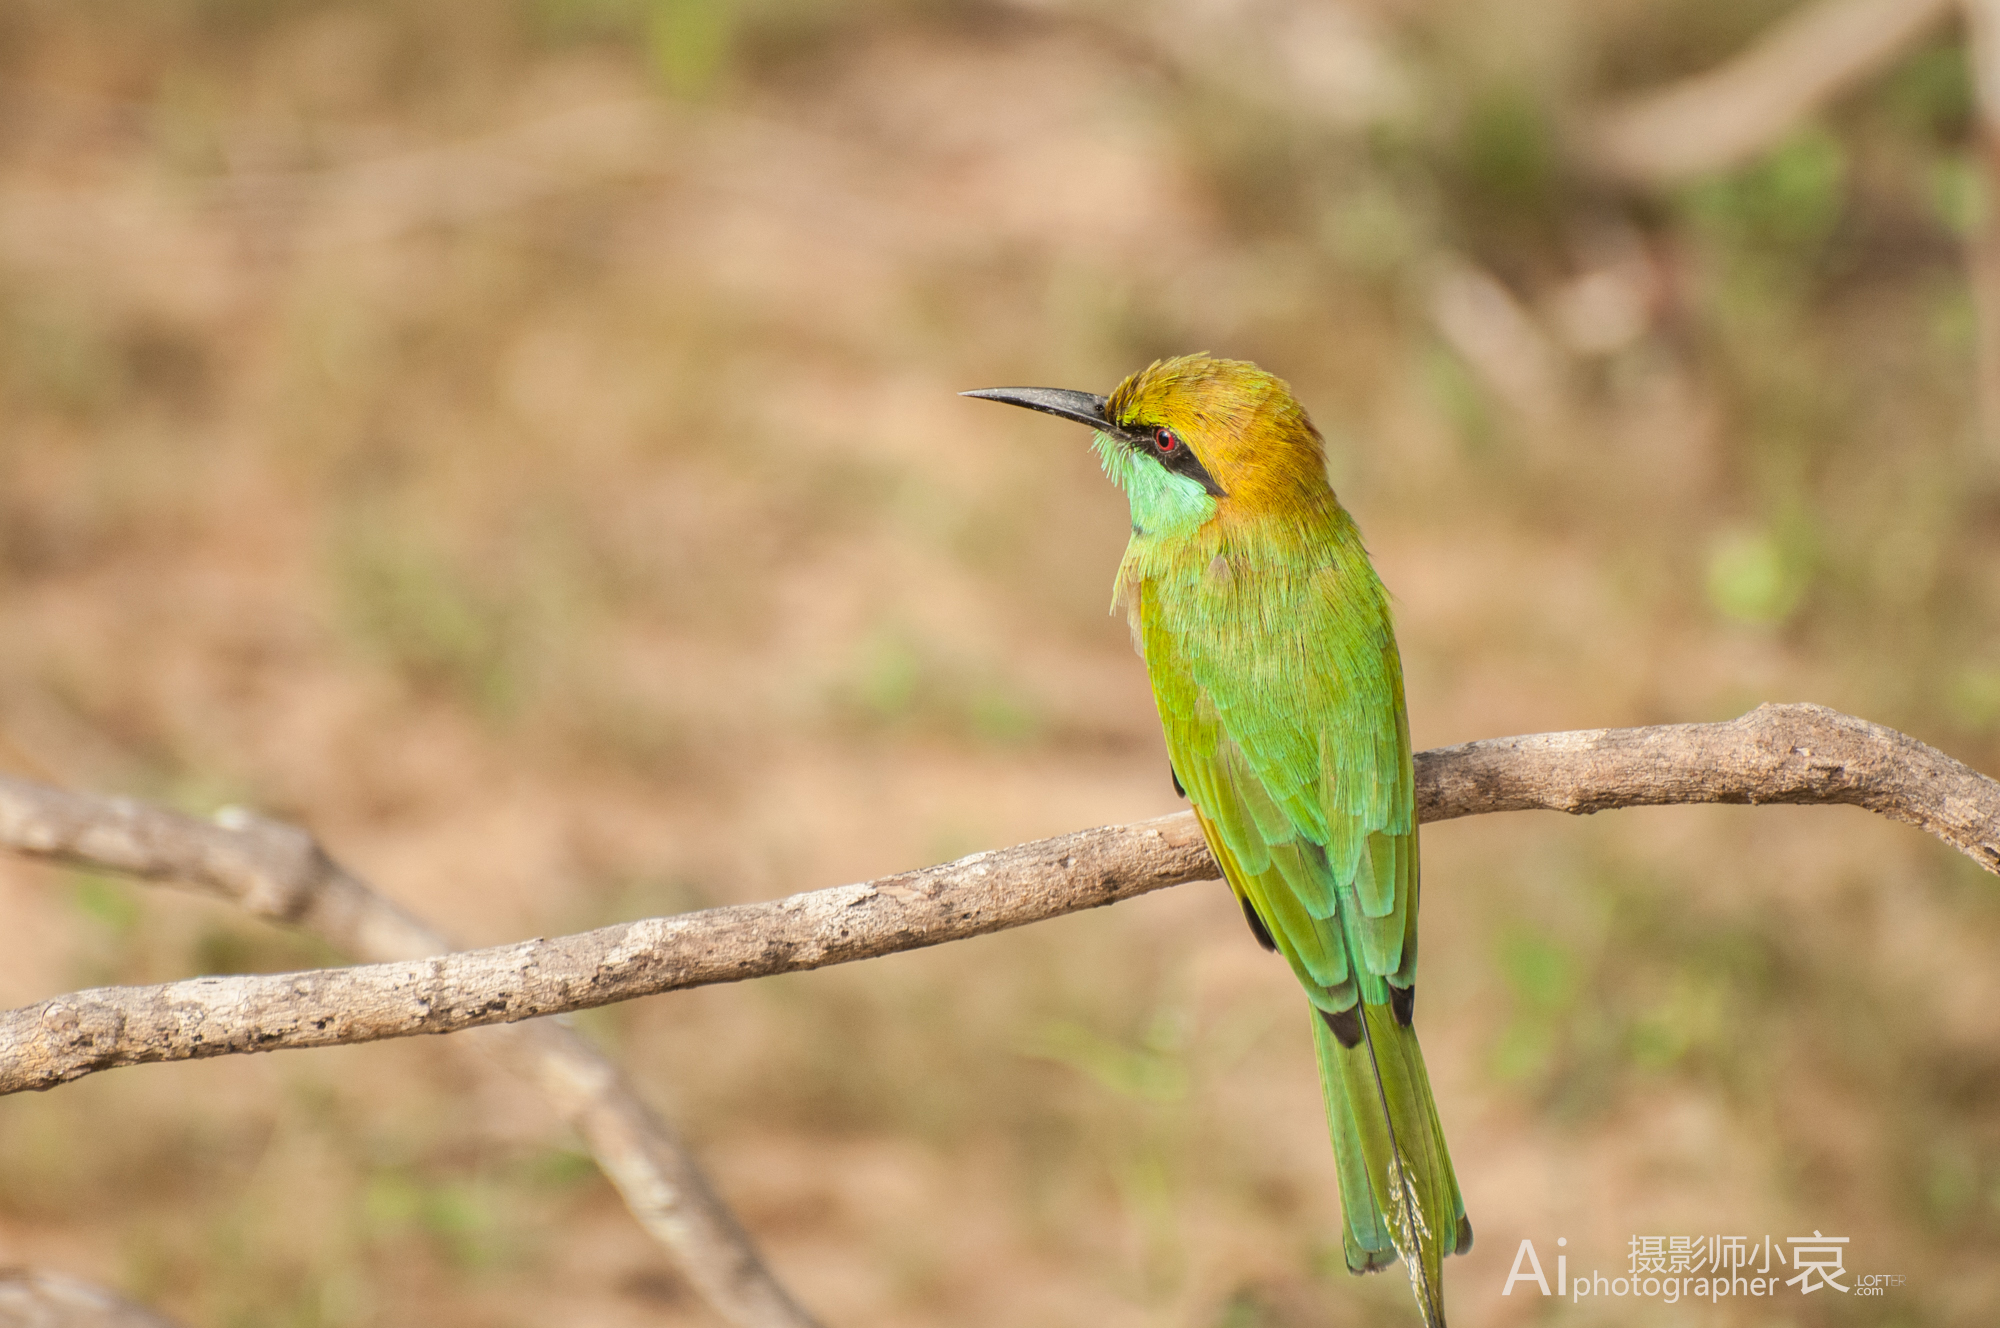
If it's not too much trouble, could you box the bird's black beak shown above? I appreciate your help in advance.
[963,382,1227,498]
[960,386,1124,436]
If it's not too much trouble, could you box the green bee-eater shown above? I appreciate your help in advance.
[966,355,1470,1326]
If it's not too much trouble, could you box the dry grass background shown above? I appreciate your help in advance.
[0,1,1997,1324]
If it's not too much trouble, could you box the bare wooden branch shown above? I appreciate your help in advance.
[0,812,1216,1093]
[4,703,1995,1092]
[0,787,820,1328]
[1414,704,2000,868]
[0,1268,183,1328]
[1584,0,1954,185]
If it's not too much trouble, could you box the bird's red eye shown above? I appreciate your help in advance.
[1154,428,1179,453]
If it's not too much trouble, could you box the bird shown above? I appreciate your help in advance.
[964,354,1469,1326]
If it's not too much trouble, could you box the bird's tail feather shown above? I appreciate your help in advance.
[1312,1000,1470,1328]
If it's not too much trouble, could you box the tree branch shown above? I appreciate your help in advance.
[4,704,1995,1095]
[0,787,820,1327]
[1414,703,2000,868]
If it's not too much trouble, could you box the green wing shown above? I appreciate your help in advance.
[1139,543,1419,1013]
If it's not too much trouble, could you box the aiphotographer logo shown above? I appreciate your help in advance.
[1501,1231,1899,1306]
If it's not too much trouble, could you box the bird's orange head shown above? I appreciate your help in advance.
[964,354,1331,536]
[1105,354,1329,509]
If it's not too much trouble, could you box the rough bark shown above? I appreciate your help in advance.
[0,812,1215,1093]
[1414,703,2000,870]
[4,703,1995,1088]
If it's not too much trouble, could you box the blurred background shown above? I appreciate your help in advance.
[0,0,1997,1324]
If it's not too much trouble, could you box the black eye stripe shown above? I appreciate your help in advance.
[1121,420,1226,498]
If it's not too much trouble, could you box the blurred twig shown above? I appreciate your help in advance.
[997,0,1410,129]
[0,1268,183,1328]
[1427,256,1566,428]
[1585,0,1954,185]
[5,703,1997,1098]
[0,790,820,1327]
[1585,0,2000,453]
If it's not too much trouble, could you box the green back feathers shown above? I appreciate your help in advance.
[1124,501,1417,1011]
